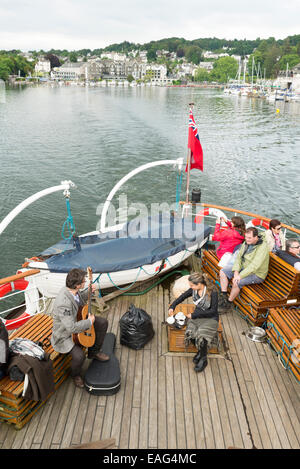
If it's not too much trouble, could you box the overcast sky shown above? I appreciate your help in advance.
[0,0,299,51]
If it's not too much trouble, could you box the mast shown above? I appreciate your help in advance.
[185,102,194,205]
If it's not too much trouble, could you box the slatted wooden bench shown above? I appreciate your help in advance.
[167,304,223,354]
[0,313,71,429]
[202,250,300,326]
[266,306,300,383]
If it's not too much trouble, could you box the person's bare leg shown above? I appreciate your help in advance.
[228,283,240,302]
[220,270,229,292]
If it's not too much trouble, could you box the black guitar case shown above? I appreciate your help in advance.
[84,333,121,396]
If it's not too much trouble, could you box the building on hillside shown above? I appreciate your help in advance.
[35,59,51,75]
[199,62,214,71]
[100,52,127,61]
[51,62,86,81]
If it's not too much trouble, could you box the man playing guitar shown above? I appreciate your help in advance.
[51,268,109,388]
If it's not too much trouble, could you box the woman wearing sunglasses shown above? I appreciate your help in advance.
[265,219,286,253]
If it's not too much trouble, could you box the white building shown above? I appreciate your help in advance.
[51,63,86,81]
[35,59,51,75]
[100,52,127,61]
[199,62,214,71]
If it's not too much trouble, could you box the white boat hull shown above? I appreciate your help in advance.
[24,239,206,298]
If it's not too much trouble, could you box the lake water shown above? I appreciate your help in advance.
[0,84,299,278]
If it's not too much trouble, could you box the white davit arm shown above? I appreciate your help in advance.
[100,158,184,233]
[0,180,76,236]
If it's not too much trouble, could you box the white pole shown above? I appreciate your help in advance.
[100,159,183,232]
[0,180,76,236]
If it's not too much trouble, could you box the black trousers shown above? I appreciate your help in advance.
[70,316,108,377]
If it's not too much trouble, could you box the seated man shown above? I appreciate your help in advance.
[51,268,109,388]
[218,227,270,311]
[276,238,300,271]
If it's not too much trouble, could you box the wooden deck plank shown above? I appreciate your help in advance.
[260,343,300,448]
[210,359,236,449]
[204,362,225,448]
[51,379,75,445]
[222,358,252,449]
[180,357,196,449]
[65,387,89,448]
[138,348,151,449]
[80,394,98,446]
[129,407,140,449]
[165,356,177,449]
[187,359,206,449]
[91,405,105,443]
[196,364,215,449]
[149,290,158,449]
[119,347,137,449]
[231,313,289,449]
[222,312,271,449]
[173,356,186,449]
[35,378,69,449]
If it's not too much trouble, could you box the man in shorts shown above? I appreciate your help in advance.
[219,227,270,311]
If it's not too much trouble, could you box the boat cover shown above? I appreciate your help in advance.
[41,214,211,273]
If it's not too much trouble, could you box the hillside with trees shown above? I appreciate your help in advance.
[1,34,300,82]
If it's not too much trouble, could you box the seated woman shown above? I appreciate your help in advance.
[265,219,286,252]
[168,272,218,373]
[212,215,245,261]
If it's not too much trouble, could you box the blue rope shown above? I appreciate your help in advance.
[266,321,298,373]
[61,198,76,241]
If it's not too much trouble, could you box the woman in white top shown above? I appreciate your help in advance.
[265,219,286,253]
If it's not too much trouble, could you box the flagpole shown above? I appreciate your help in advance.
[185,102,194,205]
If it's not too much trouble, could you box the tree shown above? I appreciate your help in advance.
[0,63,10,81]
[45,53,61,68]
[278,54,300,71]
[185,45,202,65]
[210,56,238,83]
[194,67,210,82]
[147,48,156,62]
[69,52,78,63]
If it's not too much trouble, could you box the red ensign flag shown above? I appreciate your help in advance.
[186,110,203,172]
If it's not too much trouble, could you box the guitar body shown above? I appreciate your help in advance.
[72,267,96,348]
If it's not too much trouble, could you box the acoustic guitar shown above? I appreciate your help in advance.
[72,267,96,348]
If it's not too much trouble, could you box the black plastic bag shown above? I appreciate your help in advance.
[119,304,155,350]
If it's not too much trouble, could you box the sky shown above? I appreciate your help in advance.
[0,0,299,51]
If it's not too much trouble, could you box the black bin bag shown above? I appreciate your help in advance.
[119,304,155,350]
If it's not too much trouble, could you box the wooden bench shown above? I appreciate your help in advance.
[202,250,300,326]
[266,306,300,383]
[167,304,223,354]
[0,314,71,429]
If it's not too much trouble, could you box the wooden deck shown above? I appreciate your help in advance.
[0,259,299,449]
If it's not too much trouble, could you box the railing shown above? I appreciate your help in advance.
[180,202,300,235]
[0,269,48,330]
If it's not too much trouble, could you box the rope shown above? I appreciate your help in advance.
[123,269,190,296]
[61,198,76,241]
[266,321,297,372]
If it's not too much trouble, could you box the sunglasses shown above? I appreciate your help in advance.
[291,245,300,249]
[274,226,282,230]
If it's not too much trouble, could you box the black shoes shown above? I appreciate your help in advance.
[194,339,208,373]
[218,293,232,314]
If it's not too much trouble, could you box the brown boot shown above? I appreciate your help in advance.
[89,351,110,362]
[72,375,84,388]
